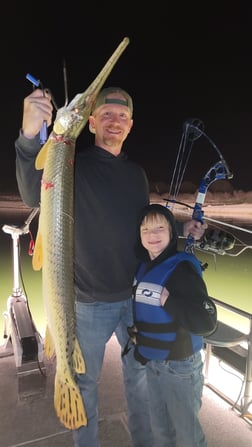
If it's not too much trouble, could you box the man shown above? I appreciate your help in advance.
[15,86,206,446]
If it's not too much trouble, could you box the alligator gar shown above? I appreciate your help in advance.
[32,37,130,429]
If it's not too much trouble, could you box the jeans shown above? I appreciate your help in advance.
[72,299,153,447]
[145,350,207,447]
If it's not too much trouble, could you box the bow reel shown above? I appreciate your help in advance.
[195,228,235,255]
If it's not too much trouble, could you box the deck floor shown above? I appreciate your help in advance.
[1,334,252,447]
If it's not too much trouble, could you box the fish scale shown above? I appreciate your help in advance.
[32,37,130,429]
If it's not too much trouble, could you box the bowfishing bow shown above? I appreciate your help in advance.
[167,118,234,254]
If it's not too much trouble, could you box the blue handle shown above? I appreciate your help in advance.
[26,73,48,144]
[40,121,48,145]
[26,73,40,88]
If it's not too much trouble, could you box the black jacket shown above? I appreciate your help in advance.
[15,132,149,302]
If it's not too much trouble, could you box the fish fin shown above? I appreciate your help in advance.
[54,371,87,429]
[44,325,55,359]
[73,338,86,374]
[32,230,43,271]
[35,139,51,170]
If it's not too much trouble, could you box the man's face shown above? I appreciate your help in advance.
[89,93,133,149]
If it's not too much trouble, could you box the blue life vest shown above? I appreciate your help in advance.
[133,252,203,362]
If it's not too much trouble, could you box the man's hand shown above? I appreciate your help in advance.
[22,89,53,140]
[183,220,208,241]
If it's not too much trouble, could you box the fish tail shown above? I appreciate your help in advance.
[54,371,87,429]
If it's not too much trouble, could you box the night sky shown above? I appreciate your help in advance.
[1,3,252,193]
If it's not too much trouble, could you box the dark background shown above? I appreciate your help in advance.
[1,2,252,193]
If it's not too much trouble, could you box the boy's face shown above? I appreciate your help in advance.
[140,214,171,260]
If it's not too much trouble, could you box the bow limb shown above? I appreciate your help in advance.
[185,159,233,253]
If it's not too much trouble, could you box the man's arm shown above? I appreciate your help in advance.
[15,131,42,207]
[15,89,53,208]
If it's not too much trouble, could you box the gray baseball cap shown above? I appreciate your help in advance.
[91,87,133,116]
